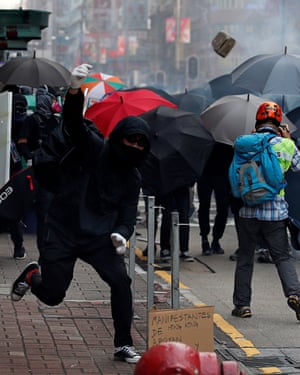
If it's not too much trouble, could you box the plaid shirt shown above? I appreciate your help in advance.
[240,136,300,221]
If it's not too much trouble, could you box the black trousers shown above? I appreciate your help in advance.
[197,175,230,241]
[159,186,190,252]
[0,219,23,249]
[31,226,134,348]
[9,220,24,249]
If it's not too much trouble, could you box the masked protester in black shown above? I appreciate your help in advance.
[11,64,151,364]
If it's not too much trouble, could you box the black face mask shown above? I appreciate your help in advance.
[110,142,148,168]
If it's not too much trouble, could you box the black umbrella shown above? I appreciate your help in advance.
[231,47,300,95]
[139,106,215,196]
[0,51,71,88]
[172,91,209,113]
[263,93,300,113]
[286,106,300,138]
[190,74,255,105]
[0,167,36,221]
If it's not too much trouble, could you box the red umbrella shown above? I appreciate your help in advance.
[84,88,178,137]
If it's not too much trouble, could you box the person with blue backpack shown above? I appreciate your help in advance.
[229,101,300,320]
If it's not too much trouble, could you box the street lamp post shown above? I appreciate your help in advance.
[175,0,181,71]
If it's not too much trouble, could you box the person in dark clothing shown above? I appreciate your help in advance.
[17,85,61,159]
[0,218,26,259]
[17,86,61,253]
[11,64,151,364]
[142,185,194,262]
[0,93,29,259]
[197,142,233,255]
[159,185,194,262]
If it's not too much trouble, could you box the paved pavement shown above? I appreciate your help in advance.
[1,207,300,374]
[1,228,226,375]
[0,232,150,375]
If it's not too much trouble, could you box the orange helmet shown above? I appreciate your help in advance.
[134,342,201,375]
[256,101,282,125]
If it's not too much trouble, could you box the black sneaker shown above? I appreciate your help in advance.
[202,240,212,256]
[180,252,194,262]
[211,240,225,254]
[160,249,171,261]
[114,345,141,364]
[13,246,26,260]
[229,249,239,261]
[11,261,40,302]
[256,249,273,263]
[232,306,252,318]
[287,295,300,321]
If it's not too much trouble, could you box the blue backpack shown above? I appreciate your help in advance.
[229,132,286,206]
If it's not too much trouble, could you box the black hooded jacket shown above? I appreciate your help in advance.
[46,90,150,241]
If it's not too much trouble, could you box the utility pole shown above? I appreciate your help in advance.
[175,0,181,71]
[280,0,286,48]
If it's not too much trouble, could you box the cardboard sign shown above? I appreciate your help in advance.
[148,306,214,352]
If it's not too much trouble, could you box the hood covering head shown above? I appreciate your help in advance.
[12,94,28,138]
[36,85,57,119]
[13,93,27,114]
[109,116,151,167]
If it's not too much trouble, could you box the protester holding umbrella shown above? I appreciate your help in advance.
[11,63,151,364]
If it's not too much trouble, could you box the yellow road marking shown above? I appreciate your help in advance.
[155,270,282,374]
[214,313,260,357]
[258,368,282,374]
[154,270,189,289]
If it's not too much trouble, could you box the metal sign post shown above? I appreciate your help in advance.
[146,196,155,312]
[171,211,180,309]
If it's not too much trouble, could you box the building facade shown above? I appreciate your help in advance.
[22,0,300,93]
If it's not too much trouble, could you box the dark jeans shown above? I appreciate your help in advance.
[197,175,230,241]
[31,226,133,348]
[233,218,300,307]
[0,219,23,249]
[229,197,268,250]
[9,220,24,249]
[159,186,190,253]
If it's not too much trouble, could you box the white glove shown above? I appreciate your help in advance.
[110,233,127,255]
[70,63,93,89]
